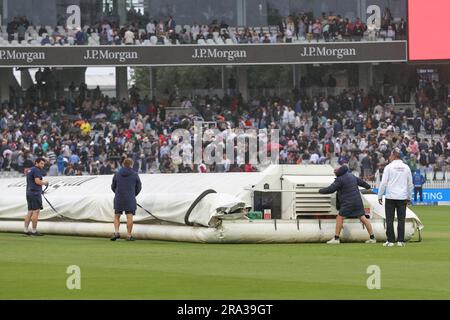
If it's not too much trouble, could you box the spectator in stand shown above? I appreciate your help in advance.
[312,19,322,42]
[41,35,52,46]
[397,18,407,40]
[386,25,395,40]
[367,20,377,41]
[342,18,354,41]
[75,27,88,45]
[382,8,393,31]
[167,16,176,31]
[49,161,59,176]
[353,18,366,41]
[124,27,135,45]
[412,169,425,203]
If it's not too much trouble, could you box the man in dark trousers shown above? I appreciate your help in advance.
[378,149,413,247]
[110,158,142,241]
[412,169,425,203]
[319,165,376,244]
[24,158,49,236]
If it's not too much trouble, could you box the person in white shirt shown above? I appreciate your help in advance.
[377,149,413,247]
[281,106,289,125]
[101,23,111,32]
[358,137,368,151]
[158,20,165,33]
[285,28,293,43]
[124,29,135,45]
[367,21,377,41]
[386,25,395,40]
[191,24,200,41]
[107,28,114,43]
[129,117,137,131]
[309,152,319,164]
[287,107,296,125]
[373,102,384,115]
[201,25,209,38]
[146,21,156,36]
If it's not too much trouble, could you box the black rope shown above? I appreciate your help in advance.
[184,189,217,226]
[137,203,163,222]
[42,185,61,216]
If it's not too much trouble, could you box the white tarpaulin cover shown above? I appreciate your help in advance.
[0,172,267,227]
[364,194,423,229]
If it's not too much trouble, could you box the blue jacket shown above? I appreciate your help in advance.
[111,167,142,212]
[319,166,370,217]
[413,170,425,187]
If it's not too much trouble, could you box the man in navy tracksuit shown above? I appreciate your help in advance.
[24,158,49,236]
[412,169,425,203]
[110,158,142,241]
[319,165,376,244]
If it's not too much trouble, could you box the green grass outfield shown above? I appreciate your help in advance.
[0,206,449,299]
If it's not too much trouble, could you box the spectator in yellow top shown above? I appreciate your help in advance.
[80,121,91,136]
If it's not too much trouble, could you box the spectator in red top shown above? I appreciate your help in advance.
[199,163,207,173]
[148,103,157,118]
[123,130,132,140]
[353,18,366,41]
[159,134,166,146]
[343,18,354,41]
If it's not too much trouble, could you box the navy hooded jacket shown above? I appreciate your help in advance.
[111,167,142,212]
[319,166,371,217]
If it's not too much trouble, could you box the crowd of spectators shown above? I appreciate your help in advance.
[279,8,406,43]
[1,76,449,181]
[1,7,406,46]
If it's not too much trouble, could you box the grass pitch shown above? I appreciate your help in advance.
[0,206,449,299]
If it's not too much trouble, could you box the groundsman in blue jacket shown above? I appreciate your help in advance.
[110,158,142,241]
[319,165,376,244]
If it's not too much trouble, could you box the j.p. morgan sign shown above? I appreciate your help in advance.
[0,41,407,67]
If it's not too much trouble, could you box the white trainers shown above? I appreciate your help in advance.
[327,238,340,244]
[397,242,406,247]
[383,241,394,247]
[365,238,377,244]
